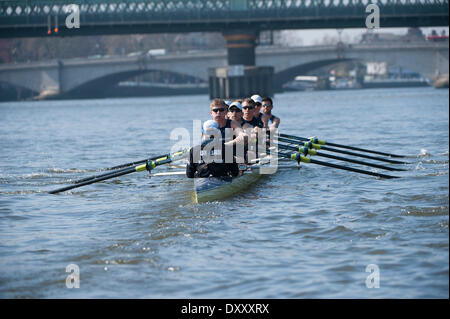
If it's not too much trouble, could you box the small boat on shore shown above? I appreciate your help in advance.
[282,76,318,92]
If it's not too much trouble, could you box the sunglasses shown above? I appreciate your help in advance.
[229,108,242,113]
[242,106,255,110]
[211,108,226,113]
[262,104,272,107]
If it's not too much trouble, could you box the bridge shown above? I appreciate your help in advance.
[1,41,448,98]
[0,0,448,38]
[1,0,448,98]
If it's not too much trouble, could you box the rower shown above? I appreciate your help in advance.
[224,100,232,115]
[241,98,266,162]
[186,99,245,178]
[261,97,280,130]
[226,101,249,163]
[251,94,269,128]
[241,98,263,129]
[227,101,244,126]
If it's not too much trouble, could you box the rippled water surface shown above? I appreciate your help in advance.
[0,87,448,298]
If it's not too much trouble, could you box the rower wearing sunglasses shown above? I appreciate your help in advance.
[241,98,264,128]
[261,97,280,130]
[186,99,246,178]
[251,94,269,128]
[227,101,245,126]
[241,97,270,162]
[208,98,243,138]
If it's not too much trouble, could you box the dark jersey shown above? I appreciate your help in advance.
[186,128,239,178]
[219,119,233,139]
[242,116,263,128]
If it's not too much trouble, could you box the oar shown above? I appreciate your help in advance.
[105,153,170,171]
[73,149,189,184]
[73,165,146,184]
[49,157,175,194]
[277,136,408,164]
[152,171,186,176]
[277,143,407,171]
[275,151,399,179]
[279,133,406,158]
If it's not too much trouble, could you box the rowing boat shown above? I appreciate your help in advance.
[192,156,291,203]
[48,134,405,197]
[193,164,266,203]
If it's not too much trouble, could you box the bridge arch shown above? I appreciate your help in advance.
[0,81,37,101]
[1,42,447,100]
[60,68,206,99]
[274,58,355,91]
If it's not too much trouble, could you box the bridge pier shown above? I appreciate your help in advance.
[223,30,257,66]
[208,66,274,100]
[208,30,274,99]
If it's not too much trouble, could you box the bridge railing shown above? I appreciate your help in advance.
[1,0,448,18]
[0,0,448,37]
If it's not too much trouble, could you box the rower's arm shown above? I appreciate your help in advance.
[261,113,270,128]
[224,120,247,146]
[186,147,197,178]
[269,116,280,129]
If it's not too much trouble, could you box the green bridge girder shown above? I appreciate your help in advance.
[0,0,448,38]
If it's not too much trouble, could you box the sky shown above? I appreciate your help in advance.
[278,27,449,46]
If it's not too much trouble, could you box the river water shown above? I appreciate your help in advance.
[0,87,448,298]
